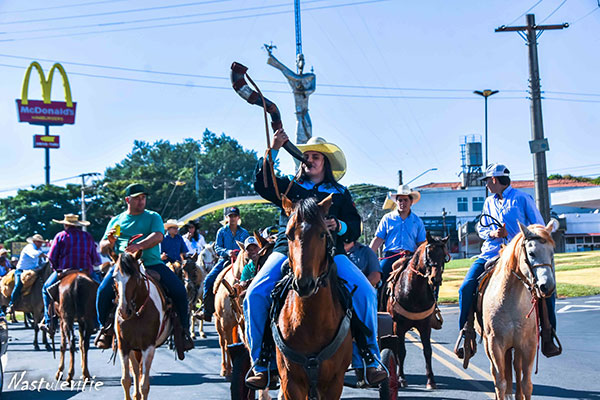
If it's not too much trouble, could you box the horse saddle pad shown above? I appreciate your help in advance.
[475,256,500,319]
[145,269,170,307]
[0,270,38,298]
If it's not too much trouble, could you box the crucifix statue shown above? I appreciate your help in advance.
[265,44,315,144]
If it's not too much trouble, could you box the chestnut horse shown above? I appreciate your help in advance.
[113,251,171,400]
[53,271,99,383]
[274,195,352,400]
[386,233,449,390]
[479,222,556,400]
[213,232,272,377]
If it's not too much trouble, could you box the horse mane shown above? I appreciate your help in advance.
[293,197,324,227]
[499,224,555,272]
[118,252,139,277]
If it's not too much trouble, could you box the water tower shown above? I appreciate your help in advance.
[459,135,484,188]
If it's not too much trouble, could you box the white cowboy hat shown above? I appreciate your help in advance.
[164,219,180,230]
[295,137,347,181]
[0,249,8,257]
[27,234,45,243]
[389,185,421,204]
[52,213,90,227]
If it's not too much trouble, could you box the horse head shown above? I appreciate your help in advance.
[181,253,199,282]
[424,232,450,287]
[113,251,145,321]
[282,194,334,298]
[518,221,556,298]
[200,243,217,272]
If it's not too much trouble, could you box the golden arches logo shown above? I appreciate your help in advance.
[21,61,73,107]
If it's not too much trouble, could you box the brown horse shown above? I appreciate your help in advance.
[386,233,449,390]
[0,262,52,350]
[180,253,208,339]
[479,222,556,400]
[52,271,99,383]
[275,195,352,400]
[113,251,171,400]
[213,232,272,377]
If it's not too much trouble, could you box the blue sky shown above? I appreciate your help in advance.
[0,0,598,199]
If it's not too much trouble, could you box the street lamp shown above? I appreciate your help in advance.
[406,168,438,186]
[473,90,499,169]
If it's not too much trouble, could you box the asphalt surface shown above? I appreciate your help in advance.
[2,295,599,399]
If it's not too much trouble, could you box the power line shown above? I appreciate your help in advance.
[571,6,600,25]
[0,0,130,15]
[544,97,600,103]
[544,90,600,97]
[539,0,568,23]
[0,0,232,25]
[0,0,390,42]
[507,0,544,26]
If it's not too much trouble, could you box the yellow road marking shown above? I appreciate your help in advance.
[427,336,493,381]
[406,331,495,399]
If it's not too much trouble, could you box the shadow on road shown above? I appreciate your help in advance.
[533,384,600,399]
[150,371,223,386]
[2,389,79,400]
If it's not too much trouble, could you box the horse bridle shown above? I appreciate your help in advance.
[410,242,450,281]
[116,234,152,320]
[512,235,555,299]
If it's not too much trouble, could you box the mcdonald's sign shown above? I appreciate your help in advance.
[16,62,76,126]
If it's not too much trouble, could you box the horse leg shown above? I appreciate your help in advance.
[189,302,196,340]
[394,322,408,388]
[513,349,523,400]
[80,323,91,379]
[67,325,76,383]
[199,315,206,339]
[216,318,228,376]
[416,323,436,389]
[130,350,142,400]
[487,338,507,400]
[56,320,67,380]
[33,316,40,351]
[519,345,536,400]
[119,350,133,400]
[504,348,514,399]
[140,346,156,400]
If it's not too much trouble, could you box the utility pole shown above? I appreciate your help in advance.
[496,14,568,223]
[45,125,50,185]
[79,172,100,231]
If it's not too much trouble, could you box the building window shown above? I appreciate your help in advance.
[457,197,468,212]
[472,197,484,212]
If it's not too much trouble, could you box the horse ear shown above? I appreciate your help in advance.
[318,194,333,215]
[426,231,433,243]
[254,231,268,248]
[133,249,143,260]
[545,220,557,234]
[236,240,245,252]
[191,252,198,262]
[518,221,534,239]
[281,195,294,217]
[442,236,449,244]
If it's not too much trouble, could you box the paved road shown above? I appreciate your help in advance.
[2,296,600,399]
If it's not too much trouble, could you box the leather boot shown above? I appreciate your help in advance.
[356,367,388,386]
[200,292,215,322]
[541,327,562,357]
[245,370,279,390]
[430,306,443,330]
[94,325,114,349]
[183,331,194,352]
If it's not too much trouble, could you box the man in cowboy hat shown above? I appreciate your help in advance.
[95,183,194,356]
[6,234,47,313]
[455,164,560,358]
[39,214,101,336]
[370,185,427,291]
[160,219,189,264]
[198,206,249,322]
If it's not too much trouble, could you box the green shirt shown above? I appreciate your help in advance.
[103,210,164,266]
[240,260,257,282]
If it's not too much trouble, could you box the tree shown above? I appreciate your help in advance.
[195,203,280,242]
[348,184,392,244]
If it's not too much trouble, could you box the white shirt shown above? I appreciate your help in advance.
[183,233,207,255]
[16,243,44,270]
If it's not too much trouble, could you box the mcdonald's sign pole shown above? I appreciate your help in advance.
[16,62,76,185]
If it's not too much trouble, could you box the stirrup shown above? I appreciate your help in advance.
[454,327,476,369]
[541,328,562,358]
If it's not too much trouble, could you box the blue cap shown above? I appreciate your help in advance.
[481,164,510,180]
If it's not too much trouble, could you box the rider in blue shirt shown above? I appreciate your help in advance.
[198,207,249,322]
[456,164,560,357]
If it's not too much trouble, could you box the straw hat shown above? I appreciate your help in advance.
[0,249,8,257]
[389,185,421,204]
[296,137,347,181]
[27,234,45,243]
[164,219,180,230]
[52,213,90,227]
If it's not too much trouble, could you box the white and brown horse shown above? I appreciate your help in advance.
[479,221,556,400]
[113,251,171,400]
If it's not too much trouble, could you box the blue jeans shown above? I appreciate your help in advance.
[380,252,402,285]
[96,263,189,330]
[43,270,101,325]
[9,269,25,306]
[458,257,557,330]
[202,258,227,305]
[244,252,380,371]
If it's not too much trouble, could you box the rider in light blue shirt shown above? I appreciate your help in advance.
[456,164,560,358]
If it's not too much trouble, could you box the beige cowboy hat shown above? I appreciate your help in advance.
[26,234,45,244]
[296,137,347,181]
[0,249,8,257]
[389,185,421,204]
[164,219,181,230]
[52,213,90,227]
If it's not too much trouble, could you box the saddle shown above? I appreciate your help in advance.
[46,270,94,303]
[475,255,500,329]
[0,269,39,298]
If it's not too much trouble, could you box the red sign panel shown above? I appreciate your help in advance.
[33,135,60,149]
[16,99,76,125]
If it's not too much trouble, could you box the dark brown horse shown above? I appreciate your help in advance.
[180,253,207,339]
[387,233,449,390]
[275,195,352,400]
[0,262,52,350]
[53,271,99,382]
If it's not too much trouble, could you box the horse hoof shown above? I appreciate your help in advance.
[426,382,437,390]
[34,344,40,351]
[399,378,408,388]
[200,332,207,339]
[45,343,53,351]
[55,372,62,381]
